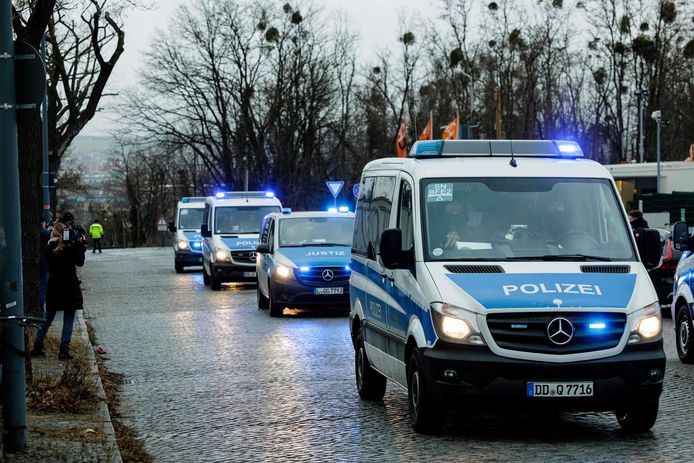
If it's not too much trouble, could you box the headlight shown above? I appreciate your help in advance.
[177,240,189,250]
[431,302,485,345]
[628,302,662,344]
[214,249,231,262]
[275,265,294,279]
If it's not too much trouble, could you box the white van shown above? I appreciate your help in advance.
[169,197,206,273]
[349,139,665,433]
[201,192,282,290]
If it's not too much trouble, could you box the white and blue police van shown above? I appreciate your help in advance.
[349,139,666,433]
[201,191,282,290]
[169,197,206,273]
[256,209,355,317]
[670,221,694,363]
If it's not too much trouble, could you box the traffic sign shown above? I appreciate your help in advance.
[352,183,360,199]
[14,40,46,110]
[326,181,344,198]
[157,216,167,232]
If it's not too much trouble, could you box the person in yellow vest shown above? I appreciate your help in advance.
[89,219,104,254]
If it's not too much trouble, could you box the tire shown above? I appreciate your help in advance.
[210,272,222,291]
[203,265,211,286]
[354,330,386,400]
[268,283,282,317]
[616,400,659,432]
[408,349,442,434]
[175,261,184,274]
[676,305,694,364]
[257,278,269,310]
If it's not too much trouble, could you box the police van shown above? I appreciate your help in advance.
[256,209,354,316]
[201,192,282,290]
[670,221,694,363]
[349,139,665,433]
[169,197,206,273]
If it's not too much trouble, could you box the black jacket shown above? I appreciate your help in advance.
[39,228,51,273]
[630,217,649,229]
[45,240,86,311]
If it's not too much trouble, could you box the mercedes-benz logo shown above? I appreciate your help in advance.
[547,317,574,346]
[248,251,257,262]
[322,269,334,281]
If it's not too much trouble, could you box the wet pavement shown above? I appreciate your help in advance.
[82,248,694,462]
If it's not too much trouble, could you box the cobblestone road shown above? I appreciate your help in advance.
[81,248,694,462]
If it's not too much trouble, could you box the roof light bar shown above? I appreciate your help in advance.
[408,140,584,159]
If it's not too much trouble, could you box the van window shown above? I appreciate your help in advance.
[352,177,375,255]
[178,208,204,230]
[398,180,414,251]
[422,177,635,261]
[214,206,280,235]
[260,217,272,244]
[279,217,354,247]
[368,177,396,259]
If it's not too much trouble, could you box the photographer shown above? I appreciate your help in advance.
[31,220,86,360]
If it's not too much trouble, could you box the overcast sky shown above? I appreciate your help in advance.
[82,0,439,136]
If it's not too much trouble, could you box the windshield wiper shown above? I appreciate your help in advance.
[502,254,612,262]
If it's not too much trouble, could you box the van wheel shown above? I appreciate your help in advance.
[257,279,269,310]
[616,400,659,432]
[210,273,222,291]
[203,266,211,286]
[676,305,694,364]
[175,261,184,274]
[408,350,441,434]
[268,284,282,317]
[355,330,386,400]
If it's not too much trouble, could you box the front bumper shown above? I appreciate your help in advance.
[175,251,203,266]
[421,340,665,411]
[272,277,349,308]
[211,262,256,282]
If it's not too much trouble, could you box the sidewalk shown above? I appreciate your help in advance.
[4,311,121,463]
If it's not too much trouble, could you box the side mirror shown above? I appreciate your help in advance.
[201,224,211,238]
[379,228,403,270]
[168,221,177,233]
[633,228,662,269]
[256,243,270,254]
[672,221,690,252]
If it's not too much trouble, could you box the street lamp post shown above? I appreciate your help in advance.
[651,110,668,194]
[635,89,648,163]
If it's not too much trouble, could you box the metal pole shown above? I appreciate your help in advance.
[41,35,50,220]
[656,118,661,194]
[0,0,28,452]
[638,93,644,163]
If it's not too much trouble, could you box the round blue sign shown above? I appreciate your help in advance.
[352,183,360,199]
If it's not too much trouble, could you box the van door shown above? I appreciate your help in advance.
[384,175,416,379]
[257,217,273,295]
[202,204,213,273]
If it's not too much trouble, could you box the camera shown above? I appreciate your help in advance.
[58,213,86,249]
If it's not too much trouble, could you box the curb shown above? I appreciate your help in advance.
[77,310,123,463]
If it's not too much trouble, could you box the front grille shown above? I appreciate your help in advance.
[296,267,351,286]
[445,265,505,274]
[230,251,256,264]
[486,312,626,354]
[580,265,631,274]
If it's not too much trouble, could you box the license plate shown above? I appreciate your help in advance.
[243,272,256,277]
[527,382,593,397]
[314,287,344,295]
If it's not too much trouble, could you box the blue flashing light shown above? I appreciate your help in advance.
[265,191,275,198]
[589,322,606,330]
[328,207,338,213]
[555,141,583,157]
[411,140,444,157]
[300,266,310,272]
[181,197,190,203]
[338,206,349,213]
[191,241,202,249]
[344,265,351,271]
[282,208,292,214]
[215,192,225,198]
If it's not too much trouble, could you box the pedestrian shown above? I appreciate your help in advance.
[628,209,649,229]
[31,222,86,360]
[89,218,104,253]
[39,216,52,319]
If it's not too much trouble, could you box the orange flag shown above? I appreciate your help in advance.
[396,118,407,157]
[418,116,433,141]
[441,116,459,140]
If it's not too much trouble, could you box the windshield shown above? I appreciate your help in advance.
[178,208,204,230]
[279,217,354,247]
[423,178,635,261]
[214,206,280,235]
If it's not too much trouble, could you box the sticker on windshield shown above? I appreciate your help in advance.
[427,183,453,202]
[432,247,443,257]
[181,209,188,215]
